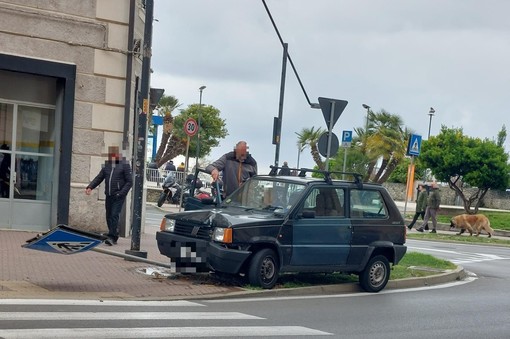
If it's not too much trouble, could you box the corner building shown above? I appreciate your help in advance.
[0,0,148,235]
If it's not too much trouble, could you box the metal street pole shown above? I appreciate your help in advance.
[274,42,288,167]
[195,85,206,169]
[325,100,336,172]
[362,104,370,151]
[424,107,435,183]
[129,0,153,258]
[427,107,435,139]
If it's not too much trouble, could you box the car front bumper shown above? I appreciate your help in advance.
[156,231,251,274]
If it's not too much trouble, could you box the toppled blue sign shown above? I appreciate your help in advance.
[23,224,108,255]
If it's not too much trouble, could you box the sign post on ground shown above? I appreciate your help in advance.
[404,134,422,217]
[318,97,348,171]
[341,130,352,179]
[181,118,198,211]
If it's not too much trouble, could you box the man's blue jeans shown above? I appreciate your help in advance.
[105,195,125,241]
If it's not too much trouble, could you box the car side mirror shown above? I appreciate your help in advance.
[301,210,316,219]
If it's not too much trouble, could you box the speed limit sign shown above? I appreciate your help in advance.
[184,118,198,137]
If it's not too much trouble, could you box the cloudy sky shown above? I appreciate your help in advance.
[150,0,510,173]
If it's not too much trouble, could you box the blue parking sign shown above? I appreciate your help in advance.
[341,130,352,147]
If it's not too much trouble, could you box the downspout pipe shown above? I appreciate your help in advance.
[123,0,136,150]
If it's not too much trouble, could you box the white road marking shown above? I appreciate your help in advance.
[0,311,262,321]
[0,326,331,338]
[205,276,478,303]
[408,246,510,264]
[0,299,203,307]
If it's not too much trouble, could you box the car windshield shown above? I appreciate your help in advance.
[223,178,306,214]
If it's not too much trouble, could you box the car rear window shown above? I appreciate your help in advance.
[350,189,388,218]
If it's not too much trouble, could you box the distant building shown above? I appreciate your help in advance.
[0,1,148,235]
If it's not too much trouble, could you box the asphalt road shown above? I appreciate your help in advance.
[2,233,509,337]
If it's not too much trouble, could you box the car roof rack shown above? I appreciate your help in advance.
[269,166,363,188]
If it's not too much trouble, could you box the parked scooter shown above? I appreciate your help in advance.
[157,174,186,207]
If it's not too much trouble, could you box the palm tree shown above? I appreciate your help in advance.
[154,95,181,166]
[366,110,407,183]
[296,127,325,170]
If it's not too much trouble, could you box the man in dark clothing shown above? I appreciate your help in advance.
[407,184,429,230]
[0,144,11,198]
[205,141,257,197]
[417,182,441,233]
[85,146,132,245]
[165,160,176,171]
[278,161,291,175]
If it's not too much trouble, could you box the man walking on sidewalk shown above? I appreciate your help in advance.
[408,184,429,230]
[417,182,441,233]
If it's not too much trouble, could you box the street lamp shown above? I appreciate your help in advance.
[195,85,206,168]
[427,107,435,139]
[362,104,370,150]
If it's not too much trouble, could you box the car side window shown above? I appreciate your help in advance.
[350,189,387,218]
[301,187,345,217]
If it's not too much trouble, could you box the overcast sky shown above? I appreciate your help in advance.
[150,0,510,173]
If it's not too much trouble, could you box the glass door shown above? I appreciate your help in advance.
[0,101,55,231]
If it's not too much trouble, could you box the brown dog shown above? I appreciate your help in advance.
[450,214,494,238]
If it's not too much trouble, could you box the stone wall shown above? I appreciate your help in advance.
[383,182,510,210]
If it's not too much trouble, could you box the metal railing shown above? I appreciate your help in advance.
[145,168,213,189]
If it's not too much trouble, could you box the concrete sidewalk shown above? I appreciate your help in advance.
[0,221,242,300]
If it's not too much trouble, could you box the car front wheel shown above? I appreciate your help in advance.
[248,248,279,289]
[359,255,390,293]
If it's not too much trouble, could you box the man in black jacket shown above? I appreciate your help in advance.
[86,146,132,245]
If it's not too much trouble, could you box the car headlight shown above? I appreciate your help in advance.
[212,227,232,243]
[160,218,176,232]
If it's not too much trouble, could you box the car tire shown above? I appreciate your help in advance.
[157,192,167,207]
[359,255,390,293]
[248,248,279,289]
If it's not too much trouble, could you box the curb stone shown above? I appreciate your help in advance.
[193,266,467,300]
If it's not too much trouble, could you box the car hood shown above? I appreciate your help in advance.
[165,208,284,228]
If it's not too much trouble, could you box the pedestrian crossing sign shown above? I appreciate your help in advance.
[23,225,107,255]
[406,134,422,156]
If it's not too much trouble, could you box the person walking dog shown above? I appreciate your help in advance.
[408,184,429,230]
[417,182,441,233]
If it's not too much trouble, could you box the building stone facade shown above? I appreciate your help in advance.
[0,0,148,234]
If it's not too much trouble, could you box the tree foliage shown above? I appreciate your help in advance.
[152,96,228,167]
[420,126,510,213]
[296,109,408,183]
[296,127,325,170]
[387,158,427,184]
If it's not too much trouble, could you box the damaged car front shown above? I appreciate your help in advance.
[156,177,306,278]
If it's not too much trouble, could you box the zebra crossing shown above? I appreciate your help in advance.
[0,299,331,338]
[408,245,510,265]
[448,252,507,265]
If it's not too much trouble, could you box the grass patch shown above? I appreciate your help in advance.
[406,210,510,231]
[407,232,510,247]
[436,212,510,231]
[390,252,456,280]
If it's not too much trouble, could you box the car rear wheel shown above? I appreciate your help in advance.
[359,255,390,293]
[248,248,279,289]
